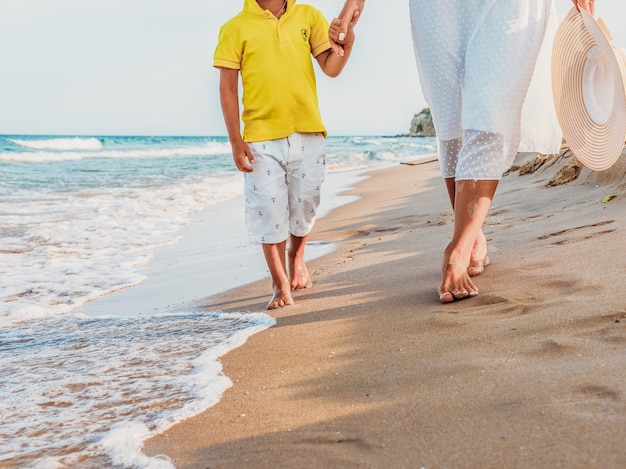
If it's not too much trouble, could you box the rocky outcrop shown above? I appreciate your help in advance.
[409,108,435,137]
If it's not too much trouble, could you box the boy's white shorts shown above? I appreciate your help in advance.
[244,132,326,244]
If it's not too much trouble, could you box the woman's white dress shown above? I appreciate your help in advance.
[410,0,562,180]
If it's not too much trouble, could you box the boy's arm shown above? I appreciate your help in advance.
[219,67,255,172]
[316,18,356,77]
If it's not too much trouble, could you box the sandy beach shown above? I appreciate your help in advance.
[144,148,626,468]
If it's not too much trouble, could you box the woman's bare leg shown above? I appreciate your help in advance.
[444,177,490,279]
[288,234,312,290]
[262,241,294,309]
[439,179,498,303]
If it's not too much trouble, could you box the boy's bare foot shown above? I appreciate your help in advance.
[289,258,313,291]
[267,286,294,310]
[468,230,490,277]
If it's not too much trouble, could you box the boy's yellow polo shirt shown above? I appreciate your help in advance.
[214,0,331,142]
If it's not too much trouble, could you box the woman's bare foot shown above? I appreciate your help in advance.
[438,246,479,304]
[468,230,490,277]
[267,284,294,310]
[467,256,490,277]
[438,179,497,303]
[289,257,313,290]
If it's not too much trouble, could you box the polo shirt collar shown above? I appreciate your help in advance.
[244,0,297,17]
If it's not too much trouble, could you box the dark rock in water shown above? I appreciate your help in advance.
[409,108,435,137]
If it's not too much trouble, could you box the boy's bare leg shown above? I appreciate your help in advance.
[288,234,312,290]
[262,241,294,310]
[444,177,490,278]
[439,179,498,303]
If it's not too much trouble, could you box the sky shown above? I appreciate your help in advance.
[1,1,625,137]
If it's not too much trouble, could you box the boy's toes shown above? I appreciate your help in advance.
[267,291,294,310]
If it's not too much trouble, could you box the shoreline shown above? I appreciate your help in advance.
[144,151,626,468]
[77,167,372,319]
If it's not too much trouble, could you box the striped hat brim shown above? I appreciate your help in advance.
[552,7,626,171]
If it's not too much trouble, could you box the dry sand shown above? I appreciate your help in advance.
[144,148,626,468]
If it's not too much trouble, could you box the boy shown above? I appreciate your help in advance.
[214,0,356,309]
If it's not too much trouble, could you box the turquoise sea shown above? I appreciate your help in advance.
[0,134,436,467]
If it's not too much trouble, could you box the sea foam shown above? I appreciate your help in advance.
[0,311,275,467]
[9,137,104,151]
[0,174,243,328]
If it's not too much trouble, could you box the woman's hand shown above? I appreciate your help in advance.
[573,0,595,15]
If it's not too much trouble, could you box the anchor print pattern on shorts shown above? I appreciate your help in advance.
[245,132,326,244]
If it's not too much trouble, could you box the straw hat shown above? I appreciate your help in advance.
[552,7,626,171]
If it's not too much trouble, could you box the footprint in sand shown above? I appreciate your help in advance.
[538,220,616,245]
[550,384,623,420]
[434,290,540,319]
[349,224,402,239]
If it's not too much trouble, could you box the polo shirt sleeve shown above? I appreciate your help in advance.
[213,25,242,70]
[309,9,331,58]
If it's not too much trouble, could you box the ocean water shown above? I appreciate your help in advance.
[0,134,436,467]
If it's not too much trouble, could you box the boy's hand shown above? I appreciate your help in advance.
[231,139,255,172]
[319,12,356,76]
[330,0,363,56]
[329,15,357,56]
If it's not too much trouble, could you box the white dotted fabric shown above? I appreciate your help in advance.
[410,0,562,180]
